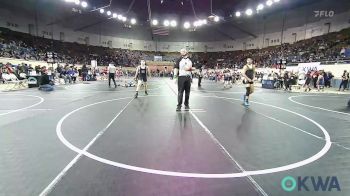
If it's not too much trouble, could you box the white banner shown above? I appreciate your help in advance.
[286,66,298,73]
[298,62,322,73]
[91,60,97,67]
[154,56,163,61]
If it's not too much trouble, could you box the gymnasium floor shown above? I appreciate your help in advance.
[0,78,349,196]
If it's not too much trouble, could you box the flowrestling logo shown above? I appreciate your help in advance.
[281,176,341,192]
[314,10,334,18]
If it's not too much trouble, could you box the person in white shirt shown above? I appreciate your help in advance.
[174,49,195,111]
[340,47,346,57]
[223,67,232,88]
[108,63,117,88]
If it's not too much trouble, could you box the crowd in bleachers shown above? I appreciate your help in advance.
[196,28,350,68]
[0,28,153,66]
[0,27,350,70]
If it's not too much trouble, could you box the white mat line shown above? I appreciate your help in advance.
[39,98,134,196]
[165,80,268,196]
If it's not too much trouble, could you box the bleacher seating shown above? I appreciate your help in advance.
[0,27,349,70]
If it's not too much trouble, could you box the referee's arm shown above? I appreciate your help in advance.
[173,58,180,78]
[188,58,196,71]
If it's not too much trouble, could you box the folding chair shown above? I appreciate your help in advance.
[2,73,27,91]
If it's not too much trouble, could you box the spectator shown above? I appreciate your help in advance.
[66,67,74,84]
[38,68,54,91]
[340,47,346,57]
[81,64,88,81]
[71,68,78,83]
[60,66,68,84]
[324,72,333,88]
[338,70,349,91]
[317,70,325,91]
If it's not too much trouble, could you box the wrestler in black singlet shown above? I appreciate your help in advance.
[138,66,147,82]
[245,66,254,84]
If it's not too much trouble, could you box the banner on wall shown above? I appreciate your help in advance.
[91,60,97,67]
[286,66,299,72]
[298,62,322,73]
[154,56,162,61]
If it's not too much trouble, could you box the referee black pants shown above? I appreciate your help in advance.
[178,76,191,107]
[109,73,116,87]
[198,76,202,87]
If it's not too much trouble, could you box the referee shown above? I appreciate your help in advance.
[108,63,117,88]
[174,49,195,111]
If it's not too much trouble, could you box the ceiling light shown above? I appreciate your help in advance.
[245,8,253,16]
[235,11,241,17]
[152,19,158,25]
[99,9,105,14]
[164,20,170,26]
[130,18,136,24]
[107,11,111,16]
[170,20,177,27]
[266,0,273,6]
[74,0,80,5]
[184,22,190,29]
[257,4,264,10]
[117,15,123,20]
[122,17,127,22]
[81,1,88,8]
[201,19,207,25]
[274,0,280,2]
[112,13,117,18]
[214,16,219,22]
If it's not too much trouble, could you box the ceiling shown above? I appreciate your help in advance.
[0,0,349,42]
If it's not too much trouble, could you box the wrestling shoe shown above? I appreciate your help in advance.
[244,100,250,106]
[176,106,181,111]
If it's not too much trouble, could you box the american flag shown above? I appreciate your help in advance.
[152,27,169,36]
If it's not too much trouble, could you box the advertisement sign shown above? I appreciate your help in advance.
[298,62,322,73]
